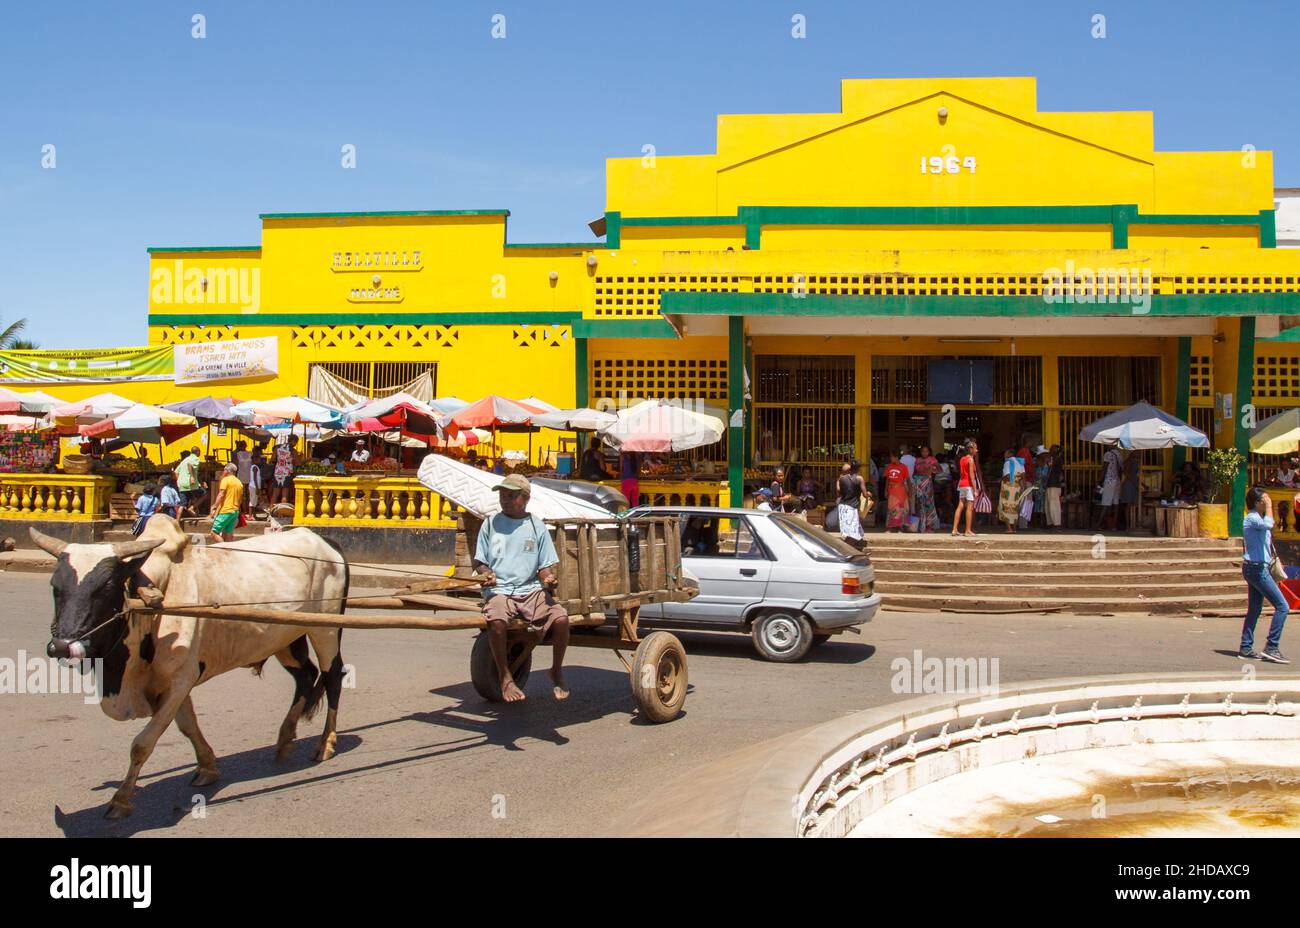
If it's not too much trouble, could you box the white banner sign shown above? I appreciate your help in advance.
[173,337,278,385]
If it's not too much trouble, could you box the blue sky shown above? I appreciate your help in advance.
[2,0,1297,347]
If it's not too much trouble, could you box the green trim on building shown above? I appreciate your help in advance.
[1263,327,1300,342]
[149,311,581,327]
[604,211,622,250]
[611,204,1270,252]
[258,209,510,220]
[147,246,262,254]
[574,337,589,408]
[572,318,678,339]
[1173,336,1192,473]
[737,204,1119,226]
[1110,205,1135,249]
[660,290,1300,318]
[1260,209,1278,248]
[1229,318,1256,536]
[503,242,602,250]
[727,316,745,507]
[621,215,746,227]
[1127,213,1262,226]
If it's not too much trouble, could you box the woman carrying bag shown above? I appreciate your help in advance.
[1239,486,1290,663]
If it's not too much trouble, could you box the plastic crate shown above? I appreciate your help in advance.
[1281,580,1300,611]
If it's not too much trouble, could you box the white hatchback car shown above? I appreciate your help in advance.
[626,506,881,662]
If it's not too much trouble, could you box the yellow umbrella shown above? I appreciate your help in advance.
[1250,408,1300,455]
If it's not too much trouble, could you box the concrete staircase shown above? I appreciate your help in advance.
[865,532,1248,616]
[101,517,274,545]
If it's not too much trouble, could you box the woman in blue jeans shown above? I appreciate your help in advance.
[1240,486,1290,663]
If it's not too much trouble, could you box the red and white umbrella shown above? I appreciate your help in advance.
[600,399,725,452]
[80,403,200,444]
[440,395,547,435]
[0,387,63,416]
[49,392,135,434]
[346,392,443,437]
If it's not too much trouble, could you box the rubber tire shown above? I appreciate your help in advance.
[751,611,814,663]
[469,631,532,702]
[811,633,833,648]
[630,631,688,723]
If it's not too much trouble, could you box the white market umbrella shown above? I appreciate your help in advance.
[1250,408,1300,456]
[517,396,560,413]
[0,387,62,416]
[532,407,618,431]
[1078,401,1208,450]
[600,399,726,452]
[49,392,135,434]
[79,403,200,444]
[230,395,347,428]
[430,396,470,414]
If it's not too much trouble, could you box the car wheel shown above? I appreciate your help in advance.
[751,610,814,662]
[811,633,833,647]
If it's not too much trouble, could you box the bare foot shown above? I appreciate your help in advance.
[549,668,569,700]
[501,678,527,703]
[964,531,977,536]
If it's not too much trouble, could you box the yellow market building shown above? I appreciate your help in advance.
[9,76,1300,532]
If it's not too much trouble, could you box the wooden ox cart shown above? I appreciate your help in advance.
[125,515,696,723]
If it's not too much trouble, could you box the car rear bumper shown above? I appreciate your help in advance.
[804,593,881,629]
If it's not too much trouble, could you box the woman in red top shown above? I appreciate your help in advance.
[883,451,911,531]
[951,439,980,536]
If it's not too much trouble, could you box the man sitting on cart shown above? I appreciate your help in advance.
[472,474,571,702]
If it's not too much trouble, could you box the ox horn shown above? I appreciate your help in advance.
[111,537,165,560]
[29,528,68,558]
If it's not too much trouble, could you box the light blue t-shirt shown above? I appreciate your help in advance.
[1243,511,1274,564]
[474,513,559,598]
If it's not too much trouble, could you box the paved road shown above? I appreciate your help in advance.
[1,573,1294,837]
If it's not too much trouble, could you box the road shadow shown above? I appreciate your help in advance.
[399,664,683,746]
[54,727,373,838]
[53,665,653,836]
[648,628,876,665]
[50,661,686,836]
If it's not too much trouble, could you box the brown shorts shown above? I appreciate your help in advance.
[482,589,567,640]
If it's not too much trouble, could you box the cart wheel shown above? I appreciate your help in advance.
[469,632,532,702]
[630,631,688,723]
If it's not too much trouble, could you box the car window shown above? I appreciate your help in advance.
[770,514,864,562]
[716,518,766,558]
[681,515,765,558]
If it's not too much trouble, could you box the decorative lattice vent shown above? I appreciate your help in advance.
[290,325,459,350]
[156,326,242,344]
[590,356,728,402]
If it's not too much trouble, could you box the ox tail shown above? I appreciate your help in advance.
[320,536,350,615]
[298,637,327,723]
[302,536,350,722]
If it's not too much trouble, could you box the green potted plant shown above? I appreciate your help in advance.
[1198,447,1244,539]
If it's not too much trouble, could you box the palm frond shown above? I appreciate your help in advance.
[0,318,29,348]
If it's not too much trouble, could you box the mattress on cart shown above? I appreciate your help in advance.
[417,454,611,521]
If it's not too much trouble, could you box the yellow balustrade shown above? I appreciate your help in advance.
[0,474,117,521]
[293,475,455,529]
[600,479,731,509]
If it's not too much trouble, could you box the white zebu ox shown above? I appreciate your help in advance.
[33,515,349,819]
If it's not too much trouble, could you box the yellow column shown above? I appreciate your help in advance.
[856,345,871,463]
[1041,348,1060,448]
